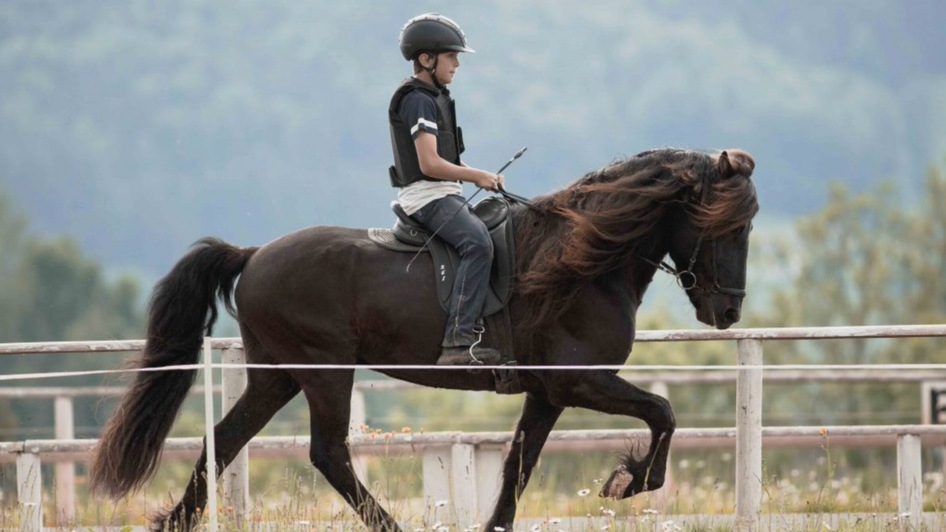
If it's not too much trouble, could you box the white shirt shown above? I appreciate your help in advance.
[397,179,464,215]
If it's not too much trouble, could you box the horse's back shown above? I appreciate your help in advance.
[234,225,444,362]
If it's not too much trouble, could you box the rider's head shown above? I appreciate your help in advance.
[399,14,474,88]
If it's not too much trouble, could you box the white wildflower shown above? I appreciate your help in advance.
[577,488,591,497]
[435,499,449,508]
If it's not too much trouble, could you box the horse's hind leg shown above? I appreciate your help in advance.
[300,369,400,532]
[484,393,564,532]
[154,345,301,530]
[549,370,676,499]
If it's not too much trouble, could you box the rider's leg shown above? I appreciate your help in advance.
[412,194,499,364]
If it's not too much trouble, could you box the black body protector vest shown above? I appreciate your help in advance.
[388,77,465,188]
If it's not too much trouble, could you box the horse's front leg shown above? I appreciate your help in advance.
[549,370,676,498]
[483,392,564,532]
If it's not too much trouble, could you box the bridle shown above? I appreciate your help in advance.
[638,228,747,299]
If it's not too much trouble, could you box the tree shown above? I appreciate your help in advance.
[0,185,146,441]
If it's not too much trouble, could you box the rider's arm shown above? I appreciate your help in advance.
[415,133,501,190]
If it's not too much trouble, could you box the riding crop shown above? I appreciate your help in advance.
[406,147,530,272]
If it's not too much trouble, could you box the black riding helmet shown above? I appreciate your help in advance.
[399,13,474,88]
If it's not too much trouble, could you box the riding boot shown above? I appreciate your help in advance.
[436,345,502,366]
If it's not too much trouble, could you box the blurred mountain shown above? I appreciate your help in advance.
[1,1,944,276]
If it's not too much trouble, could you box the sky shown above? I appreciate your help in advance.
[1,1,944,278]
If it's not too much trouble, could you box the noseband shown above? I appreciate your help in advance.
[640,229,747,298]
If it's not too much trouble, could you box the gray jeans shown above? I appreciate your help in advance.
[412,194,494,347]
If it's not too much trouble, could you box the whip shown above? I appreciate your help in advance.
[406,147,530,272]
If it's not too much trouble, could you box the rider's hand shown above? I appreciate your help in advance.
[474,171,502,191]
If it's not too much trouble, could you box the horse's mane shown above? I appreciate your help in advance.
[514,148,758,329]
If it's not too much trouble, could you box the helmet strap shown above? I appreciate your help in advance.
[429,54,443,89]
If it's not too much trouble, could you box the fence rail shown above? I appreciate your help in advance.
[2,324,946,356]
[3,324,946,532]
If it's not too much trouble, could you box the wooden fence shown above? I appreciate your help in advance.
[3,324,946,531]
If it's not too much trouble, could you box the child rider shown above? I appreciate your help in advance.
[388,13,504,366]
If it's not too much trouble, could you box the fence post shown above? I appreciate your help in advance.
[735,339,763,532]
[221,347,249,525]
[450,443,477,528]
[897,434,922,531]
[202,338,219,532]
[53,395,75,524]
[17,452,42,532]
[348,389,369,484]
[422,447,452,523]
[474,445,504,520]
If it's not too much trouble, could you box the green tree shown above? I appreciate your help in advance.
[0,186,147,440]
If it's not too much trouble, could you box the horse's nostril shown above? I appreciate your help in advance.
[725,308,740,323]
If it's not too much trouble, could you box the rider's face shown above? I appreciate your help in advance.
[435,52,459,85]
[420,52,460,85]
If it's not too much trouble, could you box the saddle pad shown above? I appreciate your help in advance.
[367,227,427,253]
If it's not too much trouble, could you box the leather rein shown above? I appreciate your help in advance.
[637,229,747,299]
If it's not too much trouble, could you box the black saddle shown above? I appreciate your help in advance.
[367,196,515,318]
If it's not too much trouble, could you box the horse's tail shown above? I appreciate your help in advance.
[90,237,258,499]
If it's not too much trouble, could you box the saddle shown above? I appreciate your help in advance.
[367,196,515,318]
[367,196,521,395]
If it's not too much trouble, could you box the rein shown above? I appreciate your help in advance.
[637,229,747,299]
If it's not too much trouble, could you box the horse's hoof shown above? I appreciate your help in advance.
[599,467,634,499]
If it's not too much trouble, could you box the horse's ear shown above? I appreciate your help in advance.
[718,151,735,180]
[718,149,755,180]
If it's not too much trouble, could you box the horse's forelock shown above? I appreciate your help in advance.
[694,158,759,237]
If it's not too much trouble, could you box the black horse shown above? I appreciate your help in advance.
[90,148,758,531]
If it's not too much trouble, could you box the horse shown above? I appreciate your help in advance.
[90,148,758,532]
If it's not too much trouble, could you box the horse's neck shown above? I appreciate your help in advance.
[626,223,671,305]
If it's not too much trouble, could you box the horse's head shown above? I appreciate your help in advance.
[666,149,757,330]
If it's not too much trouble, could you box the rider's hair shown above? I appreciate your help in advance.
[412,51,436,74]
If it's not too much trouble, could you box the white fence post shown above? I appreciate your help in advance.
[474,445,504,521]
[450,443,477,528]
[897,434,922,531]
[53,395,75,524]
[202,338,219,532]
[17,452,42,532]
[221,347,249,524]
[422,447,452,523]
[735,339,763,532]
[349,389,369,484]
